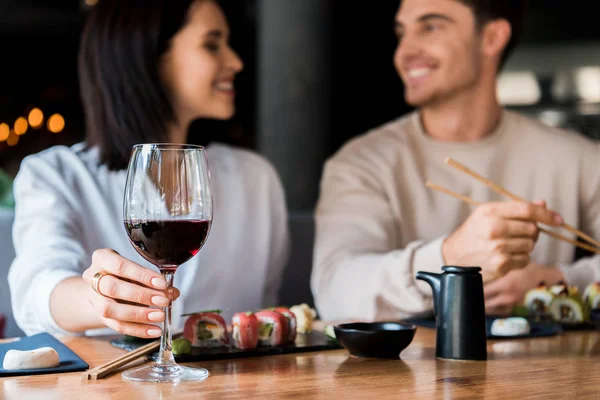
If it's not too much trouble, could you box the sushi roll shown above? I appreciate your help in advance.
[183,311,230,348]
[550,281,574,295]
[490,317,531,337]
[232,312,259,350]
[255,310,288,346]
[549,288,589,324]
[290,303,317,334]
[273,307,297,343]
[524,282,554,316]
[583,282,600,310]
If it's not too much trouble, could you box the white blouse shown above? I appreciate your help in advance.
[9,142,290,336]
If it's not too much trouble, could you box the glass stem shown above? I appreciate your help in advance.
[155,270,176,368]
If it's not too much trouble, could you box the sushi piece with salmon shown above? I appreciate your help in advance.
[255,310,288,346]
[273,307,297,343]
[232,312,259,350]
[183,310,230,348]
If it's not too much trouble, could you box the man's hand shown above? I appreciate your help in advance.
[442,201,563,282]
[484,263,565,315]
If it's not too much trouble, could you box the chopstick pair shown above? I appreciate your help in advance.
[81,333,182,381]
[426,157,600,255]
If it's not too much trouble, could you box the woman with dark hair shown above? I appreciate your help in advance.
[9,0,289,338]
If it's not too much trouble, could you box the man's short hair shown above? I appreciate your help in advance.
[457,0,526,69]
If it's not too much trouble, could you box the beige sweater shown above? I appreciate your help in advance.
[312,110,600,321]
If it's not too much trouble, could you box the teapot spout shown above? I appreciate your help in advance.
[416,271,442,316]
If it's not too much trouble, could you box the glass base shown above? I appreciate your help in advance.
[122,364,209,383]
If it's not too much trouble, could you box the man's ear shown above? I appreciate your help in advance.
[481,19,512,60]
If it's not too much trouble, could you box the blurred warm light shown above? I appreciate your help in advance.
[48,114,65,133]
[28,108,44,129]
[14,117,28,136]
[85,0,98,5]
[0,123,8,141]
[575,67,600,103]
[6,130,19,147]
[497,71,541,106]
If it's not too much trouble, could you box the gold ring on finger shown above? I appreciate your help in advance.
[92,271,111,296]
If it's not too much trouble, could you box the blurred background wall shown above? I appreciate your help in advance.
[1,0,600,212]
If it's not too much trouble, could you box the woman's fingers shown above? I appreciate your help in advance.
[82,249,185,337]
[97,275,171,307]
[102,318,163,338]
[89,291,165,327]
[89,249,168,290]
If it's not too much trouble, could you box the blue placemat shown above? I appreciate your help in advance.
[403,317,563,340]
[0,333,89,376]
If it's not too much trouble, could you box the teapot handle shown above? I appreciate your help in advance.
[415,271,441,317]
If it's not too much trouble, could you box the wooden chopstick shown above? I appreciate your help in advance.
[426,181,600,255]
[81,333,182,381]
[444,157,600,250]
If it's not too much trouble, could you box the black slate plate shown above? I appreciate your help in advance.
[486,318,563,340]
[0,333,89,377]
[111,331,341,362]
[553,321,595,331]
[403,317,564,340]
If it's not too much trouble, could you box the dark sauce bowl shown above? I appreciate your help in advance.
[590,309,600,329]
[334,322,416,359]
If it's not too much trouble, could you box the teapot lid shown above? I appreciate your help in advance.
[442,266,481,274]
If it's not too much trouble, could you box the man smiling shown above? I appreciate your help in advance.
[312,0,600,321]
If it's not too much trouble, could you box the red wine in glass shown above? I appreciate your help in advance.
[122,144,213,383]
[124,220,211,271]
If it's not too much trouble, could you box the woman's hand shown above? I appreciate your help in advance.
[82,249,181,338]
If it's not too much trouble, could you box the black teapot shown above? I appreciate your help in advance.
[416,266,487,361]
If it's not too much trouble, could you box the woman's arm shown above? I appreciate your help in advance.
[9,155,174,337]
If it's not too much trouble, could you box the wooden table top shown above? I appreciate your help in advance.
[2,327,600,399]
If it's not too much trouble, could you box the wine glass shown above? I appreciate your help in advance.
[122,144,213,383]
